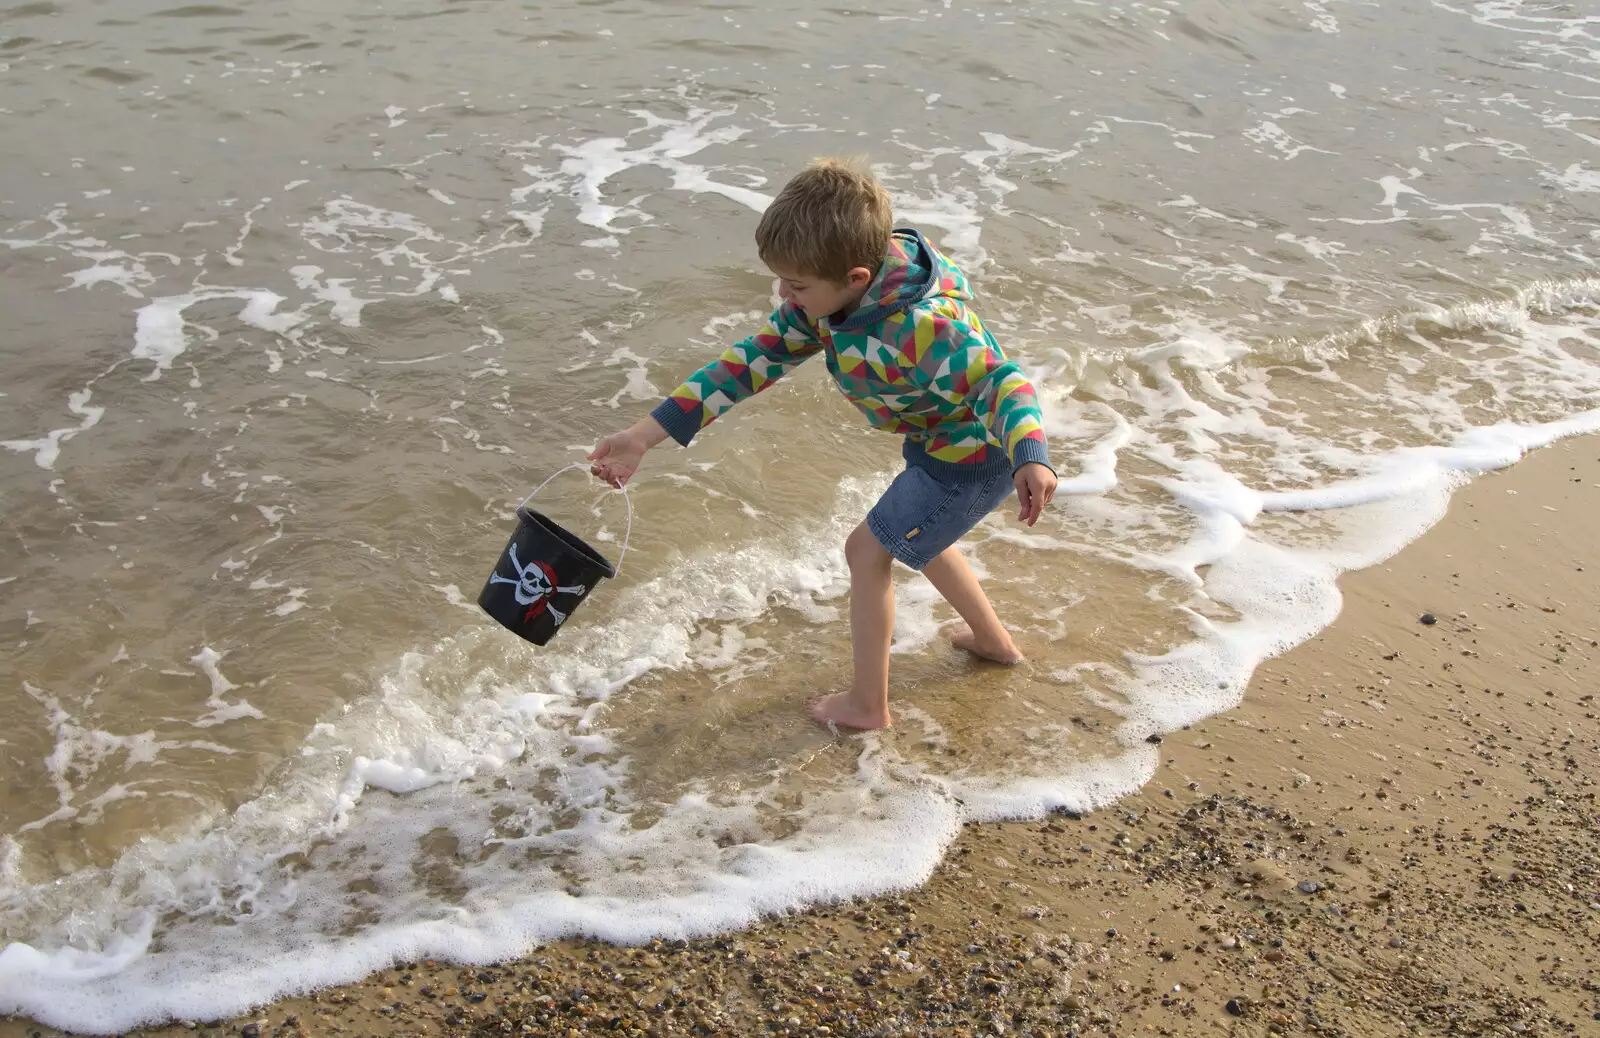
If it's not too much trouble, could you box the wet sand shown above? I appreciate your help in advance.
[6,435,1598,1037]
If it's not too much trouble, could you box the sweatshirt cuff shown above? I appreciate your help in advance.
[650,398,702,447]
[1008,437,1054,475]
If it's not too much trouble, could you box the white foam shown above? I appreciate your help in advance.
[2,389,105,470]
[188,648,265,728]
[894,186,987,267]
[508,207,547,238]
[298,198,457,304]
[1265,411,1600,512]
[701,309,765,336]
[430,584,483,612]
[289,265,370,326]
[888,131,1083,268]
[1303,0,1338,34]
[3,207,160,298]
[1048,404,1130,496]
[221,201,265,267]
[1242,116,1338,161]
[954,745,1159,821]
[550,108,765,236]
[1276,231,1353,263]
[602,348,658,407]
[133,290,306,380]
[1544,162,1600,193]
[15,684,238,835]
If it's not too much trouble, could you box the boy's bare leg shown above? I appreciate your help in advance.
[809,523,895,730]
[922,545,1024,664]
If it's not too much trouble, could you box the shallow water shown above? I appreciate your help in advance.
[2,0,1599,1030]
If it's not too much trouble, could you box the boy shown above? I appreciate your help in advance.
[588,158,1057,730]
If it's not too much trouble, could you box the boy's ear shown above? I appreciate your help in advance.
[847,266,873,289]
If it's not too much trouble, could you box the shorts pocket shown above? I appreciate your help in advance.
[902,488,961,542]
[963,470,1014,521]
[875,467,960,544]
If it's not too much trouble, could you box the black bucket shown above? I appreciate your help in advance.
[478,466,629,645]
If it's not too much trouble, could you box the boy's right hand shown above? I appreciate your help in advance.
[588,416,669,487]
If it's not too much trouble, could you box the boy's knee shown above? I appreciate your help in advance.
[844,525,890,574]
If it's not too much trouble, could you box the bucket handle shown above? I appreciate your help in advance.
[515,462,633,575]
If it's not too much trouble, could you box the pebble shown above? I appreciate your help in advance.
[1220,937,1238,950]
[1420,613,1438,625]
[1389,937,1407,948]
[1226,998,1245,1017]
[1297,880,1322,894]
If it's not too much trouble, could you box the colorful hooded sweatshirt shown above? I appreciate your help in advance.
[649,228,1051,483]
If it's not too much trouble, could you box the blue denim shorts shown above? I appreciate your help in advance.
[866,463,1016,570]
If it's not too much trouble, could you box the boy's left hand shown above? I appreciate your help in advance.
[1014,463,1057,526]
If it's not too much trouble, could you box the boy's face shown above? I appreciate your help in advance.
[770,264,873,321]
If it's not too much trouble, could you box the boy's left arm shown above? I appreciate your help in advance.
[916,311,1057,525]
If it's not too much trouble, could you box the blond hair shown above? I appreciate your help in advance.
[755,157,893,282]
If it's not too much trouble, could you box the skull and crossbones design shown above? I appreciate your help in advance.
[490,543,588,627]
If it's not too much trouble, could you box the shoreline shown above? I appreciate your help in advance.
[6,435,1598,1038]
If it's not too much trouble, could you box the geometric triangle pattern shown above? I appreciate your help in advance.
[660,306,826,427]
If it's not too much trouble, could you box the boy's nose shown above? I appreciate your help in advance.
[777,282,793,301]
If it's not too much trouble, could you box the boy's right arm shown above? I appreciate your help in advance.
[589,302,823,486]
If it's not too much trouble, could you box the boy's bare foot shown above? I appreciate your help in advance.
[947,624,1025,664]
[808,692,893,731]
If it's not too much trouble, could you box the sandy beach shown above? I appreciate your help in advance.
[6,435,1597,1037]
